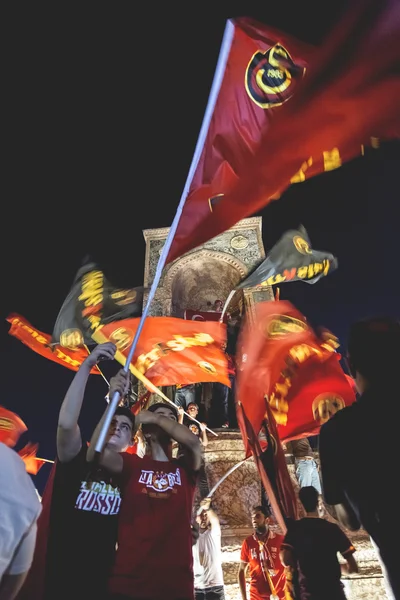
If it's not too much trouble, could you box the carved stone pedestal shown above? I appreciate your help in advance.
[203,431,259,545]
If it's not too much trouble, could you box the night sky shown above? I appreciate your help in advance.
[2,2,399,493]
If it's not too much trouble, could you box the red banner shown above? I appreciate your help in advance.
[167,1,399,263]
[167,18,312,263]
[7,314,100,375]
[18,442,47,475]
[236,301,355,444]
[92,316,229,387]
[0,406,27,447]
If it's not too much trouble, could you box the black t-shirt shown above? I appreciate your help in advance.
[44,446,122,600]
[282,518,354,599]
[319,389,399,541]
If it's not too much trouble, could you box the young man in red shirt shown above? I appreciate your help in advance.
[238,506,286,600]
[89,389,202,600]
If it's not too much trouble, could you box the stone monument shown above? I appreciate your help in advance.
[141,217,388,599]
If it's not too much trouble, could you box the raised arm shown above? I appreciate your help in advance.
[57,342,116,462]
[197,498,220,531]
[199,422,208,447]
[137,410,202,471]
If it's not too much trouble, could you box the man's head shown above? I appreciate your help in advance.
[186,402,199,419]
[147,402,178,420]
[106,407,135,452]
[143,402,178,444]
[347,317,400,393]
[251,505,270,534]
[298,486,319,513]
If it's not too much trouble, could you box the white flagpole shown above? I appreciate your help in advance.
[94,20,235,455]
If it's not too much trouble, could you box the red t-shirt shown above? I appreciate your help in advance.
[240,531,286,600]
[109,453,197,599]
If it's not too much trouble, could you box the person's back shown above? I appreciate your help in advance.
[319,317,400,597]
[0,442,41,599]
[280,487,357,600]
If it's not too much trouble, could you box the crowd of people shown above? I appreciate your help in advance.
[1,317,400,600]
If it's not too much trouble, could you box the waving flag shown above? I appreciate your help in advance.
[167,0,400,263]
[236,301,355,444]
[237,226,338,289]
[7,314,100,374]
[18,442,47,475]
[92,316,229,387]
[0,406,27,447]
[166,17,312,263]
[52,258,143,347]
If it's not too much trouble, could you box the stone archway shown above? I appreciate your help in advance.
[163,250,248,317]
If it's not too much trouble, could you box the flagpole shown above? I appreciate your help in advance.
[94,20,235,456]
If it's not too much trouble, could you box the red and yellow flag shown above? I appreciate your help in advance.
[167,0,400,263]
[18,442,47,475]
[92,316,229,387]
[167,18,312,263]
[0,405,27,447]
[236,301,356,445]
[7,314,100,374]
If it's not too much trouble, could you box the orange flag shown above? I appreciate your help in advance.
[0,405,27,447]
[7,314,100,374]
[18,442,47,475]
[92,316,229,387]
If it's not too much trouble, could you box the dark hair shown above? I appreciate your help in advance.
[115,406,135,429]
[348,317,400,385]
[148,402,178,419]
[187,402,199,410]
[252,505,269,517]
[299,486,319,512]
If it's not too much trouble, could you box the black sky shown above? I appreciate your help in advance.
[2,2,399,492]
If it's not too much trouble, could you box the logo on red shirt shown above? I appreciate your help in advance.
[138,467,182,493]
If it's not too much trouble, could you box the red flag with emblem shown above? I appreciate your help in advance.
[92,316,229,387]
[166,18,312,263]
[7,314,100,374]
[0,406,27,447]
[236,301,356,446]
[167,0,400,263]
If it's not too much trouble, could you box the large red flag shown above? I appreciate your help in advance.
[167,18,312,263]
[236,301,356,444]
[92,316,229,387]
[167,0,400,262]
[7,314,100,374]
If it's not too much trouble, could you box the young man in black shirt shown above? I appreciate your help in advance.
[18,342,134,600]
[319,317,400,598]
[280,486,358,600]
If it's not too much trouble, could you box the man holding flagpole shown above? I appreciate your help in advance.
[88,397,202,600]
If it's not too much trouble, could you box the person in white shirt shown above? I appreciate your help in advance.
[0,442,42,600]
[193,497,225,600]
